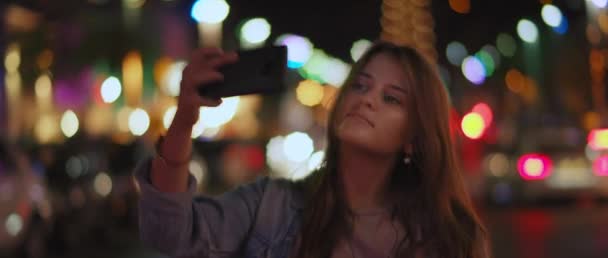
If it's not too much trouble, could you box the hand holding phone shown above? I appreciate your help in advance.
[197,46,288,98]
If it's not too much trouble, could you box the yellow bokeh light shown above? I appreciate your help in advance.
[122,51,143,107]
[523,158,544,177]
[60,110,79,138]
[35,74,53,110]
[461,112,486,139]
[296,80,324,107]
[116,106,133,132]
[4,44,20,73]
[35,114,59,144]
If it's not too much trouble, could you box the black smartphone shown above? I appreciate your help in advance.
[198,45,288,98]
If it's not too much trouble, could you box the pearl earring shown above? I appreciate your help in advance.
[403,156,412,164]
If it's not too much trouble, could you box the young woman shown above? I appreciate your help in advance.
[135,41,491,258]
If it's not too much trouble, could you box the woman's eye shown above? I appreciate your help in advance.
[351,83,368,92]
[383,94,401,104]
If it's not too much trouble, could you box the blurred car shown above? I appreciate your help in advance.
[481,127,608,206]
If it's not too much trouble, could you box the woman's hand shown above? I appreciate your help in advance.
[173,48,238,127]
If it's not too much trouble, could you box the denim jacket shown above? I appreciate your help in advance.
[135,157,305,258]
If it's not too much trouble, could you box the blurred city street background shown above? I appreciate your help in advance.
[2,0,608,257]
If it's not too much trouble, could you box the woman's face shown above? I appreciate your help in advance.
[335,52,414,155]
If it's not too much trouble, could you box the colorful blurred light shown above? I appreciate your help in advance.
[296,80,324,107]
[446,41,468,66]
[200,96,240,127]
[94,172,112,197]
[554,15,568,34]
[5,213,22,236]
[128,108,150,136]
[541,4,563,27]
[517,154,552,180]
[60,110,79,138]
[300,49,329,83]
[165,61,186,97]
[275,34,313,69]
[593,155,608,176]
[517,19,539,43]
[191,0,230,24]
[100,76,122,103]
[449,0,470,14]
[4,44,20,73]
[481,45,501,68]
[320,58,350,86]
[283,132,314,162]
[351,39,372,62]
[505,68,525,93]
[307,151,325,172]
[35,114,59,144]
[592,0,608,8]
[475,50,495,76]
[122,51,143,107]
[461,112,486,139]
[472,102,493,126]
[240,18,271,44]
[496,33,517,57]
[588,128,608,150]
[461,56,486,85]
[163,106,177,130]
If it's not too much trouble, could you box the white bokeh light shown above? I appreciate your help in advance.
[350,39,372,62]
[163,106,177,130]
[60,110,79,138]
[276,34,313,68]
[165,61,186,97]
[191,0,230,24]
[283,132,314,162]
[128,108,150,136]
[100,76,122,103]
[6,213,23,236]
[517,19,539,43]
[241,18,271,44]
[320,58,351,86]
[541,4,563,27]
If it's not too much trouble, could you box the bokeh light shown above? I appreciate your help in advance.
[481,45,501,68]
[36,114,59,144]
[100,76,122,103]
[200,96,240,128]
[300,49,330,83]
[475,50,495,76]
[541,4,563,27]
[593,155,608,176]
[60,110,79,138]
[592,0,608,8]
[275,34,313,69]
[449,0,470,14]
[446,41,468,66]
[320,58,351,86]
[307,151,325,172]
[472,102,493,126]
[505,68,525,93]
[165,61,186,97]
[496,33,517,57]
[350,39,372,62]
[517,19,539,43]
[240,18,271,44]
[588,128,608,150]
[191,0,230,24]
[461,112,486,139]
[486,153,509,177]
[163,106,177,130]
[461,56,486,85]
[5,213,23,236]
[517,154,552,180]
[4,44,20,73]
[554,15,568,34]
[94,172,112,197]
[296,80,324,107]
[128,108,150,136]
[283,132,314,162]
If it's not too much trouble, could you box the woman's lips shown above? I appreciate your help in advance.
[346,112,374,127]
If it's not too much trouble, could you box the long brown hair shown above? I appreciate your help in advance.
[293,41,490,258]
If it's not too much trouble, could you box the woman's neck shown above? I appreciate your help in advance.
[338,145,397,212]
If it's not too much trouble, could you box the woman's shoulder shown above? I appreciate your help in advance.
[254,175,306,210]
